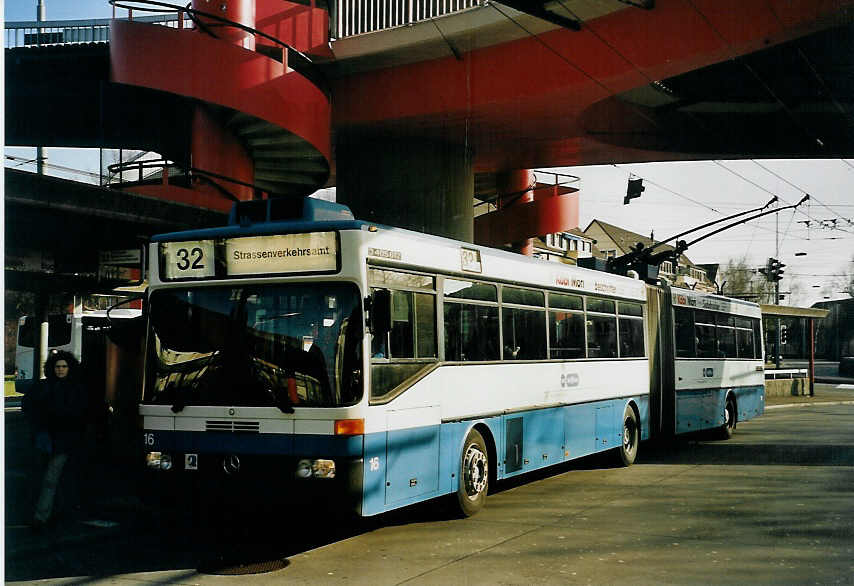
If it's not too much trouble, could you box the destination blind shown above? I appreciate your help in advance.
[160,232,338,280]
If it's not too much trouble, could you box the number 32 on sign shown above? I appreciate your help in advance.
[161,240,216,279]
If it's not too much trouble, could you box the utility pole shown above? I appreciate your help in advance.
[36,0,46,176]
[775,207,782,369]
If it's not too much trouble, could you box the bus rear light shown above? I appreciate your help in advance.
[334,419,364,435]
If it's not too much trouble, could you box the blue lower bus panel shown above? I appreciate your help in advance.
[675,385,764,435]
[361,395,648,516]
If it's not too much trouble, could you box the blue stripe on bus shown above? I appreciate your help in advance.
[145,430,364,458]
[675,385,764,435]
[360,396,648,516]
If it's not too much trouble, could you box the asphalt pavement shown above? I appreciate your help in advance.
[5,381,854,584]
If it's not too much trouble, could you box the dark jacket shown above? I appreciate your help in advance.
[22,352,89,455]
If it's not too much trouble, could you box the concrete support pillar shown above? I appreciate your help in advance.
[496,169,536,256]
[336,136,473,242]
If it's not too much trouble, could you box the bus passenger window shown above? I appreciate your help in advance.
[549,311,585,359]
[375,290,437,360]
[587,315,617,358]
[716,315,737,358]
[694,310,717,358]
[735,317,755,358]
[674,308,695,358]
[618,316,645,357]
[414,293,436,358]
[502,308,546,360]
[444,303,499,361]
[390,291,414,357]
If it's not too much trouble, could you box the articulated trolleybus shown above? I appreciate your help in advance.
[140,199,764,517]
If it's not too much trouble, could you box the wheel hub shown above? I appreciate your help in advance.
[623,417,636,451]
[463,444,487,498]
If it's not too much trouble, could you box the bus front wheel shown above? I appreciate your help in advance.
[455,429,489,517]
[617,407,639,467]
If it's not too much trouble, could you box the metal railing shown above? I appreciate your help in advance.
[333,0,483,39]
[765,368,808,379]
[4,14,179,49]
[6,1,484,48]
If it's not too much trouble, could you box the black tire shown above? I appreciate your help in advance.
[716,396,737,440]
[617,406,639,467]
[455,429,489,517]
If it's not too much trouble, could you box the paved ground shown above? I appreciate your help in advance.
[5,383,854,585]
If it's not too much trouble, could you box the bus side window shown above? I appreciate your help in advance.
[378,290,436,359]
[694,310,717,358]
[444,303,499,361]
[735,316,755,358]
[674,308,695,358]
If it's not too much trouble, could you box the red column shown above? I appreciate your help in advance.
[192,0,256,50]
[496,170,536,256]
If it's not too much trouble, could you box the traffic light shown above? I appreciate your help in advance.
[624,178,644,205]
[780,324,788,344]
[760,257,785,282]
[769,258,785,281]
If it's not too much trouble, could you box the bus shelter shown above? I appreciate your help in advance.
[760,304,830,396]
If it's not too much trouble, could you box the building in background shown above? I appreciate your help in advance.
[532,229,597,264]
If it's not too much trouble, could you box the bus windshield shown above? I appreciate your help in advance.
[144,283,363,409]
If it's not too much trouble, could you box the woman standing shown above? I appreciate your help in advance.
[22,350,89,529]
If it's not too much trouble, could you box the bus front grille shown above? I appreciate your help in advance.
[206,420,261,433]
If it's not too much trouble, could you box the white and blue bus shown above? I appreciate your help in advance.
[139,199,764,517]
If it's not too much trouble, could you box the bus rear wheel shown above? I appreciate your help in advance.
[455,429,489,517]
[617,407,639,467]
[716,396,737,440]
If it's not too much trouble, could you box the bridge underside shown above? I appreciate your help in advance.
[5,169,226,294]
[5,3,854,257]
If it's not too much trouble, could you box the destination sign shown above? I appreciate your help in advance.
[159,232,339,280]
[226,233,337,275]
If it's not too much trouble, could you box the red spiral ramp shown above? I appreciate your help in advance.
[109,14,330,211]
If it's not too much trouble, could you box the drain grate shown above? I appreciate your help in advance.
[199,556,289,575]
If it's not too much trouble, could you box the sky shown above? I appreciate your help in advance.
[5,0,118,21]
[552,160,854,307]
[5,1,854,308]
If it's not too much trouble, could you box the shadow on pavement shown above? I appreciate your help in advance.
[638,435,854,467]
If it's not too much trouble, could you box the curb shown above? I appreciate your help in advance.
[766,400,854,410]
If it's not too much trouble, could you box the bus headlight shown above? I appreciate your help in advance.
[312,459,336,479]
[295,459,313,479]
[295,458,336,479]
[146,451,173,471]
